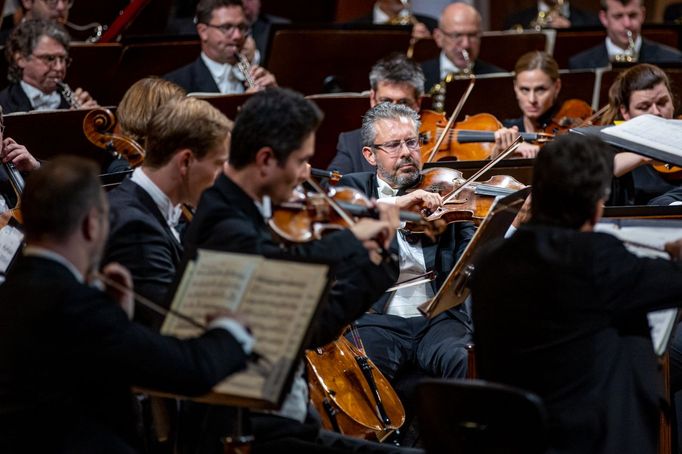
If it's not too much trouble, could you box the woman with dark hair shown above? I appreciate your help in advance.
[604,63,679,204]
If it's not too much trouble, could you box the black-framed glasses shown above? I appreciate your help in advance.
[41,0,74,7]
[31,53,72,67]
[372,137,421,156]
[203,22,251,36]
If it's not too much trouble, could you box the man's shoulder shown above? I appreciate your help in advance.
[164,57,204,83]
[641,39,682,61]
[568,43,607,69]
[0,83,29,114]
[338,171,375,188]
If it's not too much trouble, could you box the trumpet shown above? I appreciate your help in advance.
[56,81,81,109]
[235,52,256,89]
[613,30,638,63]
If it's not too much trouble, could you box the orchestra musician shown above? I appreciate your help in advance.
[348,0,436,40]
[503,0,600,30]
[569,0,682,69]
[165,0,277,94]
[471,133,682,454]
[492,51,564,159]
[602,63,679,205]
[0,19,98,114]
[337,102,475,385]
[178,87,417,453]
[18,0,71,25]
[327,52,424,175]
[104,96,231,329]
[0,156,254,453]
[421,2,504,92]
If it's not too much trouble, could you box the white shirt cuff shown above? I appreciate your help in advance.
[207,318,254,355]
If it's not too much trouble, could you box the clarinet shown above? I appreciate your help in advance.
[56,81,81,109]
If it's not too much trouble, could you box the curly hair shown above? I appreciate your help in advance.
[5,20,70,84]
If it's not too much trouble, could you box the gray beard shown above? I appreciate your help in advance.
[377,161,420,189]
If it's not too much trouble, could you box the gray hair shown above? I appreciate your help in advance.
[368,52,425,98]
[360,102,421,148]
[6,20,71,83]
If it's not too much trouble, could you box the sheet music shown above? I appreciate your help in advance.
[601,115,682,158]
[162,249,328,405]
[595,222,680,355]
[0,222,23,278]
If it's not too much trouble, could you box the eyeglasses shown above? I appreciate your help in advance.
[41,0,74,8]
[31,53,72,67]
[372,137,421,155]
[203,22,251,36]
[439,30,481,42]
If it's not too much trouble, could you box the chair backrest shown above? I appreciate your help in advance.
[416,378,548,454]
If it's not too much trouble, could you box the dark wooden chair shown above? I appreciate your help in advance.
[416,378,549,454]
[191,93,253,122]
[66,43,124,106]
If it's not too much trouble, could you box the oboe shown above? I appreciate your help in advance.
[56,81,81,109]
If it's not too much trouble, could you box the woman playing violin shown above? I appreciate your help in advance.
[492,51,563,159]
[604,63,679,205]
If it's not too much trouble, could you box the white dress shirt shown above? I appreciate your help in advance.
[376,177,433,318]
[605,35,642,62]
[130,168,182,243]
[200,52,246,94]
[20,81,62,111]
[439,51,466,80]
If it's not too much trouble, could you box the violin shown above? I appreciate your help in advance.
[541,99,593,134]
[82,108,146,167]
[420,111,551,163]
[306,332,405,440]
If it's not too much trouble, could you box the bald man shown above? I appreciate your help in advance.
[421,3,504,91]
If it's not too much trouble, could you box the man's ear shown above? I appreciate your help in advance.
[598,10,608,29]
[197,23,209,42]
[175,149,193,177]
[82,206,99,241]
[254,146,276,175]
[15,52,27,69]
[433,28,444,48]
[362,147,377,166]
[369,89,378,108]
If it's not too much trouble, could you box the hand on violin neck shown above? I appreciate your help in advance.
[492,126,519,158]
[394,189,442,213]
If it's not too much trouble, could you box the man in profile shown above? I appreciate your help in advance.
[471,134,682,453]
[421,2,504,92]
[0,156,252,453]
[569,0,682,69]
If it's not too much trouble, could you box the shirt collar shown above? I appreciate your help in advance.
[605,35,642,61]
[439,51,464,80]
[20,81,61,110]
[23,245,84,283]
[376,176,399,198]
[130,167,183,229]
[373,3,390,24]
[201,51,233,79]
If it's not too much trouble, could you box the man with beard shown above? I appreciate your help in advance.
[337,102,476,385]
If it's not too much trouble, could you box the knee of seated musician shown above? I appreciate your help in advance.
[344,324,412,381]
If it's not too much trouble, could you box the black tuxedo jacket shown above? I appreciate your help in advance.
[182,173,398,348]
[569,38,682,69]
[349,12,438,32]
[421,57,505,91]
[0,256,247,453]
[104,177,183,328]
[327,128,376,174]
[0,82,70,114]
[338,171,475,320]
[503,5,599,30]
[471,224,682,454]
[164,57,221,94]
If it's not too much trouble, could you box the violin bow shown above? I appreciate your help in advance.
[425,55,476,164]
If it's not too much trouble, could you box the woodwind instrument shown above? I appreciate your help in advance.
[614,30,638,63]
[56,81,81,109]
[429,49,473,113]
[236,52,256,89]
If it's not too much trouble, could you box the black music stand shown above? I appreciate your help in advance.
[264,24,412,95]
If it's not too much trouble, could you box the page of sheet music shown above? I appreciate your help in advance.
[601,114,682,158]
[162,249,328,404]
[0,223,23,277]
[595,222,680,355]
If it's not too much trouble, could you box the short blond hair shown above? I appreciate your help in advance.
[117,77,186,144]
[144,97,233,168]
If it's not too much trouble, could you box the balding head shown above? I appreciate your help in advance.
[434,2,482,69]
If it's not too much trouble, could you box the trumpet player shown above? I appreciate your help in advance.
[0,19,98,113]
[421,3,503,92]
[165,0,277,95]
[569,0,682,69]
